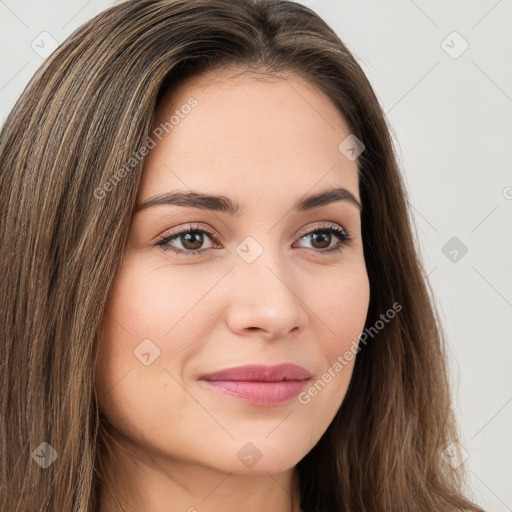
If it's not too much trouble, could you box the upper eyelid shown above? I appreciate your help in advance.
[158,221,350,240]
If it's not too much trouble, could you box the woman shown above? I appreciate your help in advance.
[0,0,484,511]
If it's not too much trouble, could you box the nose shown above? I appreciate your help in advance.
[223,246,309,341]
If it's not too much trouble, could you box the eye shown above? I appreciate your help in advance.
[293,222,353,254]
[154,224,219,256]
[154,222,353,257]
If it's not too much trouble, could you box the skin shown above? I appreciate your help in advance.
[95,66,370,512]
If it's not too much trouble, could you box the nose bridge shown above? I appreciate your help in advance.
[235,234,291,294]
[224,235,308,337]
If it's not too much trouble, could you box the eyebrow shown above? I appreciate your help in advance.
[136,187,362,214]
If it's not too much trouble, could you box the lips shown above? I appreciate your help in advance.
[199,364,311,406]
[199,363,311,382]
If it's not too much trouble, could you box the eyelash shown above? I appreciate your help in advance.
[154,222,353,257]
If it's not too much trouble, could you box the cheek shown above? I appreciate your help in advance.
[99,254,217,355]
[94,255,215,415]
[310,262,370,357]
[101,258,180,336]
[293,265,369,434]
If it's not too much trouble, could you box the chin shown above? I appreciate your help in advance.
[200,437,310,476]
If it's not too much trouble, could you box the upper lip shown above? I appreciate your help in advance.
[199,364,311,382]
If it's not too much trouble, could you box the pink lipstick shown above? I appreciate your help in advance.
[199,363,311,406]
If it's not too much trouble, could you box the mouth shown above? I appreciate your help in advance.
[198,363,311,406]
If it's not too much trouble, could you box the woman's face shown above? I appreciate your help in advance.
[95,68,370,476]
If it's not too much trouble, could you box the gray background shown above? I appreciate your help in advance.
[1,0,511,509]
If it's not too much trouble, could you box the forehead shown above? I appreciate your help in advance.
[138,67,360,211]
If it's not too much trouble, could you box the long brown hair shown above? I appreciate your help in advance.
[0,0,483,510]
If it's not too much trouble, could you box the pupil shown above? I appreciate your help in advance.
[182,232,203,250]
[311,232,330,249]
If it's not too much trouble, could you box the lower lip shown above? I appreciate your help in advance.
[200,379,309,406]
